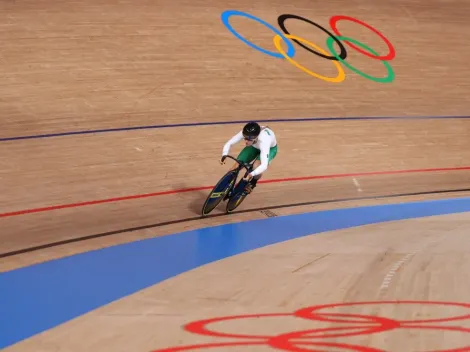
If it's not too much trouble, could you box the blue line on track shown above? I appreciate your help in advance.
[1,196,470,348]
[2,115,469,142]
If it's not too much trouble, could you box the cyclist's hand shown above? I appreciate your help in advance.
[244,173,253,181]
[220,157,226,165]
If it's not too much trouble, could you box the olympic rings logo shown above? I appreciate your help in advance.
[221,10,396,84]
[152,300,470,351]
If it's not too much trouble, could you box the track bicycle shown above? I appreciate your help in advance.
[201,155,255,216]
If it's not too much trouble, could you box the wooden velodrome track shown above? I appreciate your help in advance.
[1,0,470,350]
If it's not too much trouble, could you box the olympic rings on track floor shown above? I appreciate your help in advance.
[152,301,470,351]
[220,10,397,83]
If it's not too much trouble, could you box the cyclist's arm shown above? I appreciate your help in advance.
[222,131,243,156]
[251,140,270,177]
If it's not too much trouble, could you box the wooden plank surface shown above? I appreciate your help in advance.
[1,0,469,350]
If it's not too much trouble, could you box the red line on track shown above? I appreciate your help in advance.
[2,165,470,218]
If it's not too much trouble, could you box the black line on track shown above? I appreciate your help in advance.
[1,188,470,259]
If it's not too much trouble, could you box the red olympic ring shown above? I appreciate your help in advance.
[153,340,383,352]
[270,339,384,352]
[185,311,395,340]
[329,15,396,61]
[151,300,470,352]
[151,341,266,351]
[184,312,291,339]
[295,300,470,324]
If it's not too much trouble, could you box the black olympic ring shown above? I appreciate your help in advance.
[277,14,347,61]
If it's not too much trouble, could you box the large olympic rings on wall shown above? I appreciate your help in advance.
[220,10,396,83]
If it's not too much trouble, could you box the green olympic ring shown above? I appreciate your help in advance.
[326,36,395,83]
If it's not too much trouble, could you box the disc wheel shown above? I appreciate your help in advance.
[201,171,236,216]
[226,181,249,213]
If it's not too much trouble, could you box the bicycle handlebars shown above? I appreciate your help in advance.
[221,155,253,177]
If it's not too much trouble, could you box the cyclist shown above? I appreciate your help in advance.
[220,121,278,193]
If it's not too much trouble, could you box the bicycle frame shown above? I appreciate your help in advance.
[200,155,255,216]
[221,155,254,178]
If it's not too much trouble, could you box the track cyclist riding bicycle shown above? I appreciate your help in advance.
[221,121,278,194]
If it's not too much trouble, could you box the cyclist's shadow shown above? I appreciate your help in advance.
[172,182,211,215]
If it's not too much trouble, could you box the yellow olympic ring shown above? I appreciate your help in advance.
[272,34,345,83]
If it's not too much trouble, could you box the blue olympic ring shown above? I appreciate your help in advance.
[221,10,296,59]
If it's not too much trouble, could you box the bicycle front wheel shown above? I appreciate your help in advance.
[201,171,237,216]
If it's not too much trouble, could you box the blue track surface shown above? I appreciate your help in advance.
[1,196,470,349]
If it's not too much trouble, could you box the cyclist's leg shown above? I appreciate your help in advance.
[229,146,260,170]
[246,145,278,192]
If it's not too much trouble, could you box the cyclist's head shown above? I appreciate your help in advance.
[242,122,261,144]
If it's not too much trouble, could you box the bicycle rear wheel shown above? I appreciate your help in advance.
[226,180,249,213]
[201,170,237,216]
